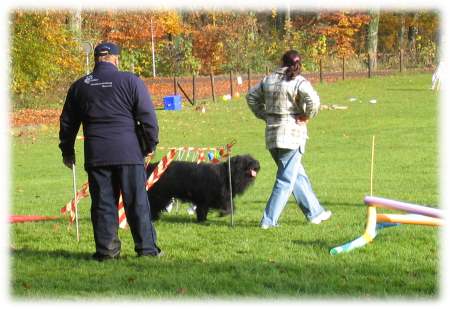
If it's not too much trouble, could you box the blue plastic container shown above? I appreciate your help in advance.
[163,95,182,111]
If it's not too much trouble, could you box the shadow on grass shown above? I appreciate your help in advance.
[320,201,362,208]
[291,239,330,249]
[242,200,363,208]
[11,245,438,298]
[386,88,430,92]
[11,247,92,261]
[156,213,236,227]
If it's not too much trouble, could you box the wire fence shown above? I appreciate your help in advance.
[145,52,435,106]
[13,50,433,110]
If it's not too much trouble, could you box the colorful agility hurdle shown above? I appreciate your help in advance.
[329,196,443,255]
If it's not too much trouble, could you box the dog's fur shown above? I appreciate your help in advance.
[146,155,260,222]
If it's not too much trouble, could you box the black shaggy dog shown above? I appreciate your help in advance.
[146,155,260,222]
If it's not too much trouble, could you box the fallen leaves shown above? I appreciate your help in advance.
[11,109,61,127]
[176,287,188,295]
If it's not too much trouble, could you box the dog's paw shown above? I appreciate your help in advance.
[187,204,197,215]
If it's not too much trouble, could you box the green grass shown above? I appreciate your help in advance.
[10,73,439,299]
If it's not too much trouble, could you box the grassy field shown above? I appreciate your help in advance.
[10,73,439,300]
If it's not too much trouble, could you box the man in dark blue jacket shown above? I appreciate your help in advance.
[59,42,162,261]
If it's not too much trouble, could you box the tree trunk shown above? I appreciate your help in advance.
[276,11,285,34]
[367,9,380,72]
[398,12,406,71]
[398,13,406,51]
[285,4,292,47]
[68,8,82,41]
[408,12,419,64]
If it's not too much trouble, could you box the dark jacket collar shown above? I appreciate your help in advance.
[93,61,119,72]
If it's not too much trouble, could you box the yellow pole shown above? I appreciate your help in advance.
[370,135,375,196]
[364,135,377,240]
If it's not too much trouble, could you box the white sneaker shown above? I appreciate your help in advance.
[260,223,279,229]
[310,210,332,224]
[165,199,175,213]
[187,204,197,215]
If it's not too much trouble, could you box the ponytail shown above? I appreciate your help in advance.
[281,50,301,81]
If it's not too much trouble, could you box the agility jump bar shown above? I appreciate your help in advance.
[376,213,443,226]
[364,196,443,218]
[10,215,60,223]
[330,196,442,255]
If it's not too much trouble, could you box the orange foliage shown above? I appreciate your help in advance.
[84,10,183,48]
[314,11,370,57]
[11,10,84,97]
[191,24,227,73]
[188,12,259,74]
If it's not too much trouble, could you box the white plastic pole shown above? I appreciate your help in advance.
[72,163,80,242]
[228,155,234,227]
[86,53,89,75]
[151,18,156,77]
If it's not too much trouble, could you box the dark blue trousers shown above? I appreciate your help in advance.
[87,164,159,257]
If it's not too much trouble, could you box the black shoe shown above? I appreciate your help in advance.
[137,247,164,258]
[92,252,120,262]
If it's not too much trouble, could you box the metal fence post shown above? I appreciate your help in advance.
[192,74,196,105]
[399,50,404,73]
[173,76,177,95]
[247,67,251,92]
[210,71,216,103]
[229,71,233,97]
[319,58,323,83]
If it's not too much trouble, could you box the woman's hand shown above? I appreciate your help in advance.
[295,115,309,124]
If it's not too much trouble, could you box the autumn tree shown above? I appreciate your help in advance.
[11,10,83,105]
[83,10,182,48]
[220,12,266,73]
[157,33,201,76]
[82,10,184,76]
[191,23,227,74]
[367,9,380,71]
[378,11,438,68]
[186,11,262,74]
[10,8,440,109]
[68,8,82,41]
[307,11,370,59]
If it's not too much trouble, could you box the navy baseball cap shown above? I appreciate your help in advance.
[94,42,120,56]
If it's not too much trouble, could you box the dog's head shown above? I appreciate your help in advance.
[230,154,260,178]
[228,154,260,195]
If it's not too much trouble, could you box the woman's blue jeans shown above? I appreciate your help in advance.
[260,147,325,227]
